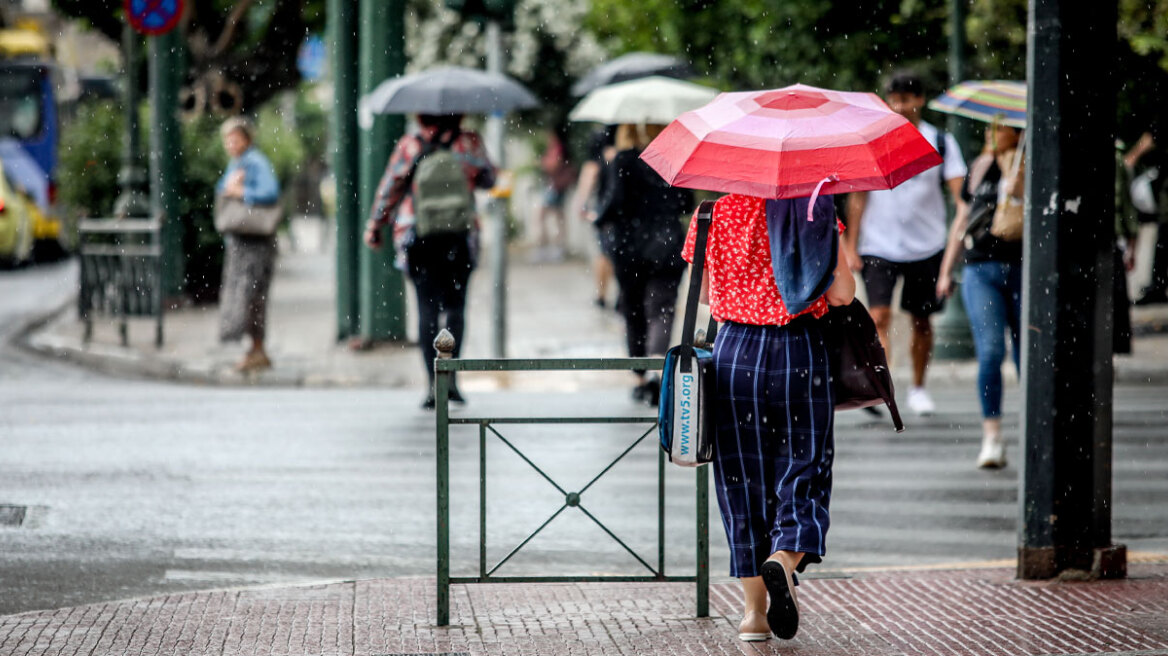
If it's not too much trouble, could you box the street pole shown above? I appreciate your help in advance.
[486,20,507,358]
[357,0,407,342]
[149,29,185,297]
[329,0,360,340]
[933,0,976,360]
[114,24,150,219]
[1018,0,1124,580]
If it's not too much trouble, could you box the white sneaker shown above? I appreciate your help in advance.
[976,434,1007,469]
[907,387,935,416]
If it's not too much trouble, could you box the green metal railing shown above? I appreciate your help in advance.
[433,337,709,626]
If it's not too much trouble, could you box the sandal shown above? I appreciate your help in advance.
[738,610,770,642]
[761,559,799,640]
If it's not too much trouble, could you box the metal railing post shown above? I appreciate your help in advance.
[434,329,455,625]
[696,464,709,617]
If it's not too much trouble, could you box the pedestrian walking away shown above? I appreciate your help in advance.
[1126,129,1168,306]
[683,193,856,641]
[533,127,576,262]
[1114,140,1141,354]
[214,117,281,374]
[843,70,968,417]
[595,123,692,405]
[572,125,618,309]
[363,113,496,409]
[937,122,1025,469]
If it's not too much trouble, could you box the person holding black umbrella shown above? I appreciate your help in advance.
[363,114,495,408]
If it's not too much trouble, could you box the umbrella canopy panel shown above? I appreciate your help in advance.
[641,84,942,199]
[360,66,539,117]
[571,52,695,96]
[928,80,1027,128]
[568,76,719,125]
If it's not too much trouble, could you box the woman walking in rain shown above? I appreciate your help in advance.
[596,123,692,404]
[683,194,855,640]
[937,122,1025,468]
[642,83,937,640]
[215,117,281,373]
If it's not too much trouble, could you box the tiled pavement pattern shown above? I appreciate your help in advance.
[2,565,1167,656]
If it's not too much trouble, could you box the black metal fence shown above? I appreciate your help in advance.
[77,217,164,347]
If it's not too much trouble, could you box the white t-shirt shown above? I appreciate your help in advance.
[857,121,967,262]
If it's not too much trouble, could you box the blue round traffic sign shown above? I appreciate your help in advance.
[125,0,184,36]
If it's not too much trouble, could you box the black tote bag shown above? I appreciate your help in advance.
[820,298,905,432]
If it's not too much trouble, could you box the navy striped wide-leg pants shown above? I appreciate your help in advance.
[711,319,835,578]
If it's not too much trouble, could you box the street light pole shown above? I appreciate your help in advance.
[357,0,407,343]
[114,25,150,220]
[1019,0,1124,580]
[329,0,360,341]
[149,29,185,297]
[933,0,976,360]
[485,19,508,358]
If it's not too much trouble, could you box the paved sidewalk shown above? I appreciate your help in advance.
[2,564,1166,656]
[21,219,1168,389]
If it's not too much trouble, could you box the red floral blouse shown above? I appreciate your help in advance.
[682,194,842,327]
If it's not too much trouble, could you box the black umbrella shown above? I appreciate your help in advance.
[360,66,539,117]
[571,52,695,96]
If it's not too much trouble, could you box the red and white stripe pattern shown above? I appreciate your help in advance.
[641,83,943,199]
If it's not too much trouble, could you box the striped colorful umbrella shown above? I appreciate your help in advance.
[640,84,942,201]
[927,80,1027,128]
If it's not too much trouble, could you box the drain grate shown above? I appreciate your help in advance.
[0,505,27,527]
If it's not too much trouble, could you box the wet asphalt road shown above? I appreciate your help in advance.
[1,261,1167,616]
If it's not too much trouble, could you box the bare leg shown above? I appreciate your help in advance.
[552,207,567,252]
[910,314,933,388]
[594,254,613,304]
[739,576,769,636]
[536,205,551,248]
[870,305,894,364]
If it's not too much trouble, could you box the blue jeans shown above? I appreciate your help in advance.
[961,261,1022,418]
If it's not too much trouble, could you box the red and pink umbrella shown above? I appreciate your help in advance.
[640,83,942,202]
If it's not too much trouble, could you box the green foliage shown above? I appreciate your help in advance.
[586,0,950,96]
[178,116,227,303]
[58,91,323,302]
[1120,0,1168,71]
[966,0,1028,80]
[58,101,123,217]
[255,104,308,190]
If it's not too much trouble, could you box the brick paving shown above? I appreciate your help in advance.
[2,565,1167,656]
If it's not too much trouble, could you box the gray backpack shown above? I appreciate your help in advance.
[412,145,474,238]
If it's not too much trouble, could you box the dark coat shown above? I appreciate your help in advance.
[596,148,693,274]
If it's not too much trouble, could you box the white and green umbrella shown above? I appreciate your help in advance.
[568,76,719,126]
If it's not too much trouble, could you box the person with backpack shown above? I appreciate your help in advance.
[842,70,968,417]
[363,114,496,408]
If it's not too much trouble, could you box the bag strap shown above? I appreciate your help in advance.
[936,129,947,196]
[680,200,716,373]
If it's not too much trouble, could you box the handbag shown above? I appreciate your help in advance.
[820,298,905,432]
[657,200,718,467]
[989,147,1025,242]
[214,196,283,236]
